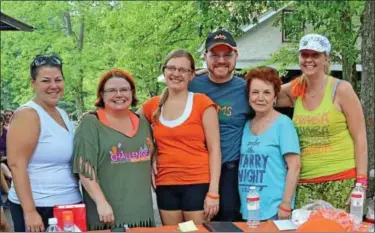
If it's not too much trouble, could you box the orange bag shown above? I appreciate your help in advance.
[53,204,87,232]
[297,209,372,232]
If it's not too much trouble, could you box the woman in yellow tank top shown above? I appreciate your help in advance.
[277,34,368,210]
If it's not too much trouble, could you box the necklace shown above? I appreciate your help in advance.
[307,76,328,98]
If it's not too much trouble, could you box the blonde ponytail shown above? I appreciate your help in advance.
[152,87,169,121]
[291,74,308,98]
[324,59,331,75]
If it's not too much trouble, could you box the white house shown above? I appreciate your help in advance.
[235,7,362,73]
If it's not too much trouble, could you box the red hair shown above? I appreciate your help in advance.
[94,68,138,108]
[245,66,282,96]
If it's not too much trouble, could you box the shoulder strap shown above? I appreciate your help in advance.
[332,79,342,100]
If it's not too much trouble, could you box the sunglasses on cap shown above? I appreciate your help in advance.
[31,55,62,68]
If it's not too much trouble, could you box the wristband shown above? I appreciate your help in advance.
[356,178,368,185]
[356,174,368,179]
[279,205,292,213]
[206,193,220,200]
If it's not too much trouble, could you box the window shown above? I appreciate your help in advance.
[281,9,303,42]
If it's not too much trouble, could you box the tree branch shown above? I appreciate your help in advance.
[166,38,194,45]
[78,19,84,51]
[63,12,78,42]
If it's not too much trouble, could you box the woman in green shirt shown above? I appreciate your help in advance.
[73,69,155,230]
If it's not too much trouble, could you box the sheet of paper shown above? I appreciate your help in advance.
[178,220,198,232]
[273,220,298,231]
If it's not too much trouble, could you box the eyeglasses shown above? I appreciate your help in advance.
[31,55,62,68]
[208,53,235,61]
[103,87,132,95]
[163,66,192,75]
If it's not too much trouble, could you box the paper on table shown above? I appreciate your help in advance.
[178,220,199,232]
[273,220,298,231]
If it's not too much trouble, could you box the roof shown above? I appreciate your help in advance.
[240,3,291,33]
[0,12,34,31]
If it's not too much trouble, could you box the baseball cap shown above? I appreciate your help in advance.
[299,34,331,54]
[205,30,237,51]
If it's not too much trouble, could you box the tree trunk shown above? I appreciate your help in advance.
[351,63,359,94]
[74,69,85,117]
[340,1,358,89]
[341,54,354,84]
[72,17,85,117]
[78,20,84,51]
[63,12,73,36]
[360,0,375,198]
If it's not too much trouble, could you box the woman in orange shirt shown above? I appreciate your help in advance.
[138,49,221,225]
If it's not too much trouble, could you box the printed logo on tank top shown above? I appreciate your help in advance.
[217,101,232,120]
[239,138,269,192]
[293,112,332,155]
[109,137,153,164]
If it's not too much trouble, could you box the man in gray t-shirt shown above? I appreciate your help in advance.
[189,30,252,221]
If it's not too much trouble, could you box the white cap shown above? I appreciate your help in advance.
[299,34,331,54]
[48,218,58,225]
[355,183,362,187]
[249,186,256,190]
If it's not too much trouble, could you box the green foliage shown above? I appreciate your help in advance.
[1,0,273,115]
[270,0,364,83]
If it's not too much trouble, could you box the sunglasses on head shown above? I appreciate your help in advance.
[31,55,62,68]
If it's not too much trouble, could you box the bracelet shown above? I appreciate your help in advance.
[206,193,220,200]
[356,174,368,179]
[279,205,292,213]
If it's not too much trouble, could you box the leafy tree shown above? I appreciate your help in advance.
[268,0,364,89]
[1,1,278,114]
[360,0,375,197]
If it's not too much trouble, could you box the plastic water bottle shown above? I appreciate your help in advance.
[62,210,74,232]
[247,186,260,228]
[45,218,62,232]
[350,183,365,225]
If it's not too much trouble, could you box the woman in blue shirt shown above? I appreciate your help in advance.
[239,67,301,220]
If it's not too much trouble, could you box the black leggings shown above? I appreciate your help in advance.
[156,183,209,211]
[10,201,54,232]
